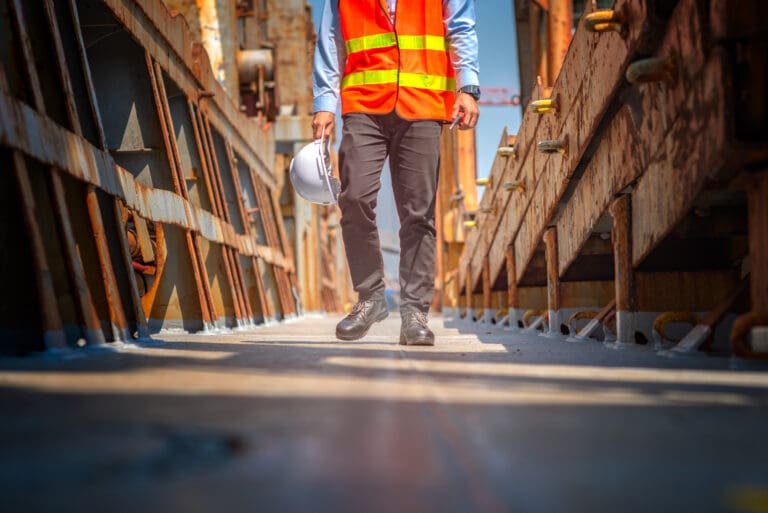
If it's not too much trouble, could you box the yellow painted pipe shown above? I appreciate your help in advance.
[530,97,558,114]
[584,9,624,33]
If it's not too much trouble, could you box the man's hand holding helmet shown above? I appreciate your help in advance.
[312,111,335,140]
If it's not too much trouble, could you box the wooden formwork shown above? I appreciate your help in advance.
[455,0,768,356]
[0,0,304,354]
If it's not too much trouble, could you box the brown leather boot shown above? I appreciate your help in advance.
[335,298,389,341]
[399,311,434,346]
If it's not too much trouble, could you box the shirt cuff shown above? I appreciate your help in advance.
[455,69,479,90]
[313,94,338,114]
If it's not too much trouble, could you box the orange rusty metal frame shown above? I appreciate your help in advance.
[146,52,217,326]
[0,91,291,269]
[0,0,303,347]
[99,0,277,190]
[461,0,667,294]
[455,0,766,356]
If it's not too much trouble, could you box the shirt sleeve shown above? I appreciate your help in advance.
[443,0,480,89]
[313,0,346,113]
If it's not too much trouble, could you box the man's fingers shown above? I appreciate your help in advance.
[460,109,478,129]
[311,112,335,140]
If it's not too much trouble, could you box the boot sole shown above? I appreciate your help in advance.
[399,334,435,346]
[335,310,389,341]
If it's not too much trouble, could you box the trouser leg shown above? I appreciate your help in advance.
[338,113,389,301]
[389,117,442,313]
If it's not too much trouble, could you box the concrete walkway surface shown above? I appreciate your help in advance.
[1,313,768,513]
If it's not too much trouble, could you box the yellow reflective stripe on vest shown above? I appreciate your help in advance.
[345,32,397,54]
[345,33,448,54]
[397,35,447,52]
[399,72,455,92]
[342,70,455,92]
[341,69,398,89]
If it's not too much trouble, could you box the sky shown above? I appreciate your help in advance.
[307,0,523,180]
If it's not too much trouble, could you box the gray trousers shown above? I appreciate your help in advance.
[338,112,441,313]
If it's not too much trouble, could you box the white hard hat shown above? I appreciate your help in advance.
[289,128,340,205]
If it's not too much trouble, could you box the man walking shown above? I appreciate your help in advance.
[312,0,480,345]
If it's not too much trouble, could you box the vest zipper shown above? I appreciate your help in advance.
[377,0,400,115]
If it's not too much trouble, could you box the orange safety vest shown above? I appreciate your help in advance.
[338,0,456,121]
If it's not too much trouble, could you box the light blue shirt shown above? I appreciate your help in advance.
[313,0,480,113]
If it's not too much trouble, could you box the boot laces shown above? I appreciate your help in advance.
[350,299,373,317]
[404,311,428,327]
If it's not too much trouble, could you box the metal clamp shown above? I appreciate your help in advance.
[730,312,768,359]
[530,96,559,114]
[567,310,598,335]
[584,9,625,33]
[480,205,495,214]
[626,54,677,84]
[503,180,526,193]
[652,311,701,345]
[522,309,547,328]
[537,138,568,155]
[497,145,518,159]
[476,177,492,187]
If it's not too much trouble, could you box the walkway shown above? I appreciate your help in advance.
[1,314,767,513]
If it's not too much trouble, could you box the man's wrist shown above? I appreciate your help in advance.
[458,85,481,101]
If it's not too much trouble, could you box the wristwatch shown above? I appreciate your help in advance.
[459,85,481,101]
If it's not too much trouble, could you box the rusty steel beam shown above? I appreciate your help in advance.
[43,0,110,344]
[97,0,276,189]
[746,172,768,315]
[544,227,561,337]
[50,172,106,346]
[254,179,297,316]
[546,0,573,83]
[0,0,329,350]
[505,245,520,326]
[609,194,636,347]
[11,0,136,344]
[86,186,131,341]
[481,256,491,322]
[556,0,718,276]
[0,90,291,269]
[146,52,216,326]
[460,0,670,293]
[112,201,151,338]
[11,152,68,349]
